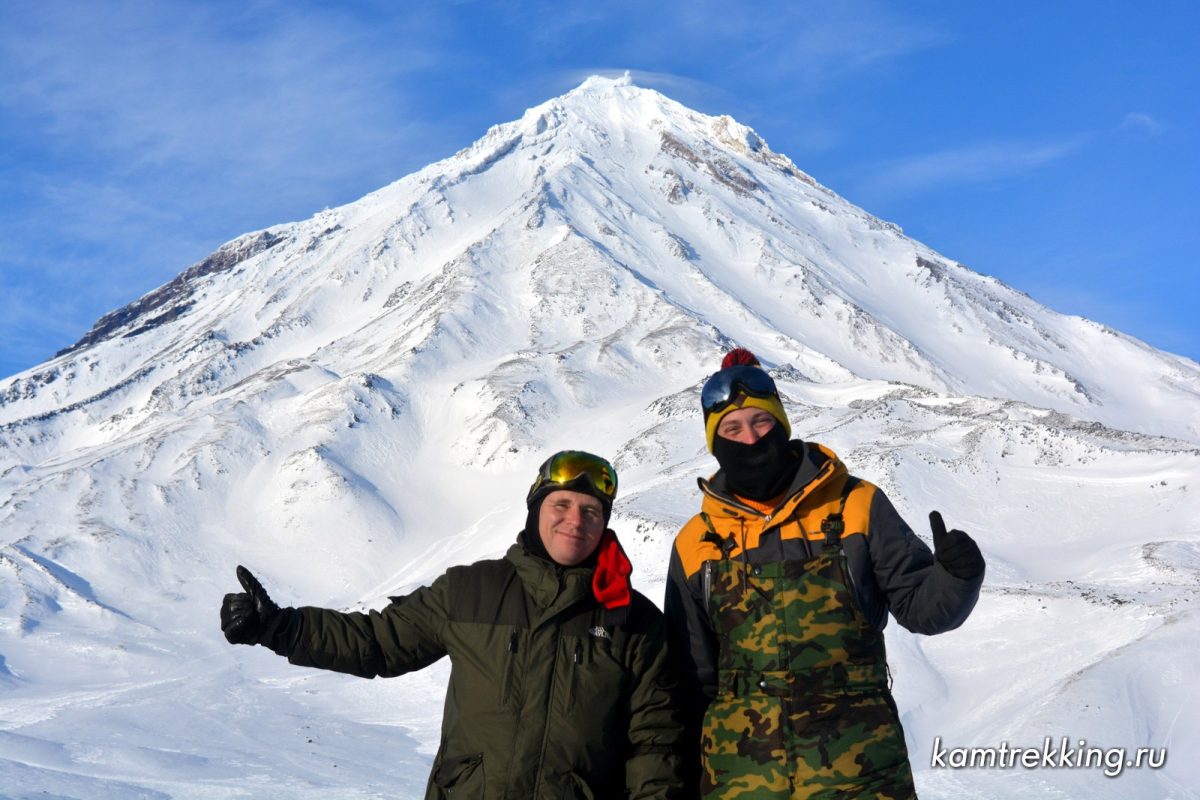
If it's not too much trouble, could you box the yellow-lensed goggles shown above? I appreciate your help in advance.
[527,451,618,505]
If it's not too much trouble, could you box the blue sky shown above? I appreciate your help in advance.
[2,0,1197,380]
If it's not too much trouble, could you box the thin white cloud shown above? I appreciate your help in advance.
[0,280,105,378]
[1121,112,1165,136]
[0,3,442,182]
[521,5,611,47]
[859,137,1086,198]
[533,1,941,162]
[513,0,942,95]
[663,0,945,87]
[24,173,180,247]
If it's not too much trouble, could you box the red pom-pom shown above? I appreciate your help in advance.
[721,348,760,369]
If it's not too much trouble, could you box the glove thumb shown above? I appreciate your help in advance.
[237,565,278,615]
[928,512,985,581]
[929,511,948,550]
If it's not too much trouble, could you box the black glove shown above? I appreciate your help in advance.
[220,565,301,656]
[929,511,985,581]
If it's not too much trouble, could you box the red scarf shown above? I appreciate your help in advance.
[592,529,632,610]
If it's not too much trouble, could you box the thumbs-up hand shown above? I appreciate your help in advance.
[929,512,985,581]
[221,565,282,646]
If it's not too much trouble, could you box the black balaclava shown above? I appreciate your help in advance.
[712,422,800,501]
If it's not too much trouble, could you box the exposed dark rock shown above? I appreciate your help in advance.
[915,256,948,283]
[660,132,760,196]
[660,132,701,166]
[123,303,195,339]
[1,366,68,407]
[666,232,697,261]
[0,366,157,432]
[56,230,286,358]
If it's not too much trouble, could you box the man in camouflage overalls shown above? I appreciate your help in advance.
[665,350,985,798]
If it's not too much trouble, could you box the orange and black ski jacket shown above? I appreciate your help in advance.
[664,440,982,710]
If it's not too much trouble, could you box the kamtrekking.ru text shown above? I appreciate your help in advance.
[930,736,1167,778]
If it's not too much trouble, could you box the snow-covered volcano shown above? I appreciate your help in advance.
[1,75,1197,799]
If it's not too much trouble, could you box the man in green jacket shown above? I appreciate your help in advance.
[221,450,684,799]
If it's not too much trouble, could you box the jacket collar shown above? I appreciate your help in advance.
[699,440,845,520]
[505,540,595,615]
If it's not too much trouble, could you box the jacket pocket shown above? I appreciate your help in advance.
[565,638,585,709]
[430,752,483,796]
[565,635,627,724]
[500,628,519,706]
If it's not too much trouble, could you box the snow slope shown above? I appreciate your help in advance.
[1,75,1197,799]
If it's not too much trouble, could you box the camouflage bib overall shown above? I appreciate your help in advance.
[699,493,917,799]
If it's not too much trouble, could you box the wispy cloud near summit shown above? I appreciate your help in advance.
[858,138,1085,198]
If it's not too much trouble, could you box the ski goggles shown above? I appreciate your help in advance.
[527,450,618,505]
[700,365,780,416]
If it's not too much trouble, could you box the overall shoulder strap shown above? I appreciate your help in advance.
[699,511,737,558]
[821,476,861,549]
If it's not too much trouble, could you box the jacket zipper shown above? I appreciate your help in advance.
[700,459,836,520]
[532,571,576,798]
[532,623,560,798]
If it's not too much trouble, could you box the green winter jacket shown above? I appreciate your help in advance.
[286,539,686,799]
